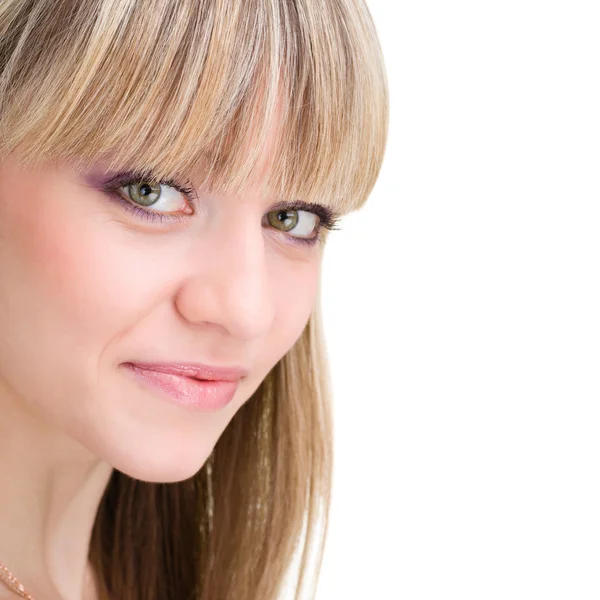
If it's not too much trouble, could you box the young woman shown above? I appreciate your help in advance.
[0,0,388,598]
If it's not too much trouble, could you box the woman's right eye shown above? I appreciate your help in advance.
[116,181,193,215]
[101,172,197,225]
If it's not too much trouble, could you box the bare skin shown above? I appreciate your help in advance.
[0,125,325,599]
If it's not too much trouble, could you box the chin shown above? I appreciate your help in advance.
[70,381,233,483]
[78,423,218,484]
[111,447,213,484]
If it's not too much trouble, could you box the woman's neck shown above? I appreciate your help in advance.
[0,387,113,600]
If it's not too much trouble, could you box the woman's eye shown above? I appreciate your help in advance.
[117,181,192,214]
[266,209,319,240]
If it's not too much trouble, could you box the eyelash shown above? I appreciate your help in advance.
[102,170,342,247]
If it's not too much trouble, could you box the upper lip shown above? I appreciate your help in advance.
[125,362,248,382]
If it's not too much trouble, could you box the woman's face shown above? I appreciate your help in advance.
[0,137,323,482]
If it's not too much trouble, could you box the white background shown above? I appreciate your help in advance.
[316,1,600,599]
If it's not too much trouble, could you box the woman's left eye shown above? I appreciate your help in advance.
[265,209,320,243]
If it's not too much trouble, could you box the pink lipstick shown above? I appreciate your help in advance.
[122,362,246,411]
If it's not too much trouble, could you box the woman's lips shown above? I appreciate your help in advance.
[124,361,249,381]
[122,362,241,411]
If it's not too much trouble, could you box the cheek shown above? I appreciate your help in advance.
[269,257,321,352]
[0,171,168,423]
[17,214,155,352]
[0,165,143,337]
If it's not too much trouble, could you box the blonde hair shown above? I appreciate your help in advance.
[0,0,388,598]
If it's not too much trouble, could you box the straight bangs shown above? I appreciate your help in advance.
[0,0,388,215]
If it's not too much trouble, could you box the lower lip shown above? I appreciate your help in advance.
[122,363,239,411]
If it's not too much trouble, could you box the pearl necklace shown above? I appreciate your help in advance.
[0,562,35,599]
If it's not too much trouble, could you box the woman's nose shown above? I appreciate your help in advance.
[174,216,276,342]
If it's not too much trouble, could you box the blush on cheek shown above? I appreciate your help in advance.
[14,207,108,324]
[0,169,155,341]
